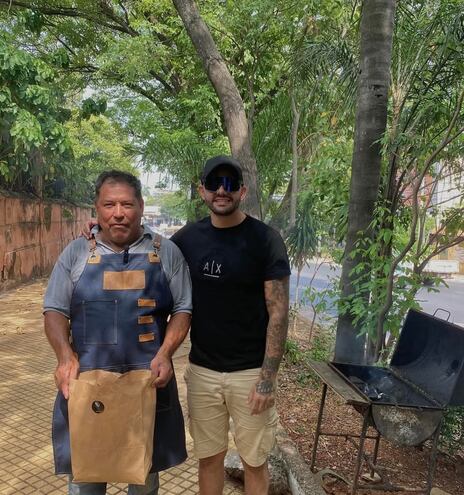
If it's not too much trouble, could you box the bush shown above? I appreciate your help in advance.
[440,407,464,455]
[307,328,335,362]
[284,339,305,364]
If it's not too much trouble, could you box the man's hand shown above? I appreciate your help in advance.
[81,218,98,239]
[55,354,80,399]
[150,351,173,388]
[45,311,78,400]
[247,377,276,415]
[149,312,190,387]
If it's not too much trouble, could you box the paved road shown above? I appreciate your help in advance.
[289,261,339,322]
[290,261,464,327]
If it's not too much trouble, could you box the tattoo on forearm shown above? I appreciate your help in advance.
[256,379,274,394]
[262,277,290,379]
[261,357,280,379]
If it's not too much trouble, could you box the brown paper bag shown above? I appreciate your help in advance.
[68,369,156,484]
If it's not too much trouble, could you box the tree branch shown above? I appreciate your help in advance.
[374,87,464,357]
[0,0,137,36]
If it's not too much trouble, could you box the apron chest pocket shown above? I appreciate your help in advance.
[82,300,118,345]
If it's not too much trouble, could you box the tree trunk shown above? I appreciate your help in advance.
[334,0,397,364]
[292,268,301,334]
[290,91,300,228]
[172,0,261,218]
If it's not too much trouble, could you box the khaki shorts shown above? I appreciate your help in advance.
[184,362,278,467]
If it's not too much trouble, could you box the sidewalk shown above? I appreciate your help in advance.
[0,279,243,495]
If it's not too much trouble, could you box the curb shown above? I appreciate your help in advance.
[275,423,326,495]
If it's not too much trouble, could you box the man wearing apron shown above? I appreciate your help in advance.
[44,170,192,495]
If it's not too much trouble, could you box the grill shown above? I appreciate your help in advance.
[309,309,464,494]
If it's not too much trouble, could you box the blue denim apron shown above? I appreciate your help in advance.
[52,237,187,474]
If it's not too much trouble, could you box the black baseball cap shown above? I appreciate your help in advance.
[201,155,243,183]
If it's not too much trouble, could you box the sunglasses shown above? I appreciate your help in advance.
[203,176,241,192]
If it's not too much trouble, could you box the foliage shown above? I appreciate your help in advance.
[0,0,343,218]
[284,329,335,386]
[302,265,339,334]
[285,326,335,366]
[252,91,293,216]
[338,216,422,346]
[337,192,463,361]
[308,330,335,362]
[60,113,138,203]
[299,137,352,246]
[284,339,305,365]
[0,30,71,192]
[108,96,227,192]
[284,339,316,386]
[286,192,318,271]
[2,0,464,365]
[157,191,191,222]
[81,98,107,120]
[440,406,464,455]
[0,17,135,201]
[324,0,464,360]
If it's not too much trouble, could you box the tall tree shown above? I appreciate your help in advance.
[0,30,70,195]
[335,0,397,363]
[1,0,309,218]
[171,0,260,218]
[364,1,464,360]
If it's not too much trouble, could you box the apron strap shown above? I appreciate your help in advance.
[87,236,101,263]
[89,237,97,253]
[152,233,162,255]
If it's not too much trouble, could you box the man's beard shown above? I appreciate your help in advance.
[206,193,241,216]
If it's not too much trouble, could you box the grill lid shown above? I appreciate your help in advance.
[391,309,464,407]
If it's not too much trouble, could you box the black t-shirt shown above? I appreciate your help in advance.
[171,215,290,372]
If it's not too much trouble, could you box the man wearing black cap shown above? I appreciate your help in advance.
[171,155,290,495]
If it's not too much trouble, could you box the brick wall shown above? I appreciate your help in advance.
[0,194,92,292]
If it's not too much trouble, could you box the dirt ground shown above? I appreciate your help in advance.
[276,315,464,495]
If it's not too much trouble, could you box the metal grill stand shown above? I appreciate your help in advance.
[308,309,464,494]
[309,378,441,495]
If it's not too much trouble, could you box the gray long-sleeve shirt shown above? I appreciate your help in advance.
[44,225,192,318]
